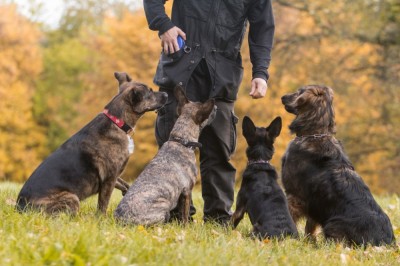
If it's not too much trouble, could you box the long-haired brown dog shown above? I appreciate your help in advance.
[281,85,395,246]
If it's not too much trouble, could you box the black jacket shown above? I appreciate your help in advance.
[144,0,275,101]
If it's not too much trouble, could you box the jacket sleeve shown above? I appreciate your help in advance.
[143,0,175,35]
[247,0,275,81]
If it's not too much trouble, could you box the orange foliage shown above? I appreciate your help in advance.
[0,5,45,181]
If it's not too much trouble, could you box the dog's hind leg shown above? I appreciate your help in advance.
[38,192,80,215]
[231,193,247,229]
[177,188,191,224]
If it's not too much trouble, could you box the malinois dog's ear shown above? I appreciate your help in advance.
[242,116,256,145]
[114,72,132,87]
[195,99,215,124]
[267,116,282,142]
[174,85,189,116]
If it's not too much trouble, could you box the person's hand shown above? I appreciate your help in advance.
[249,78,268,99]
[160,26,186,54]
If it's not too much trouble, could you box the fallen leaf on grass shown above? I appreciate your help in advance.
[232,230,242,239]
[211,229,220,236]
[175,231,185,242]
[340,253,348,264]
[371,246,391,253]
[5,198,16,206]
[152,236,166,243]
[136,225,148,235]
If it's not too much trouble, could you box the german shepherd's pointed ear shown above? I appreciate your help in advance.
[114,72,132,88]
[267,116,282,142]
[174,85,189,116]
[195,99,215,124]
[242,116,256,144]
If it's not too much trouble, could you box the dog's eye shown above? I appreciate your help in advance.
[299,89,306,94]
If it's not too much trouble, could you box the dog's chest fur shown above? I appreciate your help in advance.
[66,115,131,188]
[282,138,350,194]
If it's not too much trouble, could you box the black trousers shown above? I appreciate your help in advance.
[155,60,238,222]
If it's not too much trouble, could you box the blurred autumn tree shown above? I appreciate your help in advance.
[0,4,45,181]
[77,6,164,179]
[0,0,399,194]
[33,0,114,153]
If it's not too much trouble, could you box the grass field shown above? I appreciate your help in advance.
[0,182,399,266]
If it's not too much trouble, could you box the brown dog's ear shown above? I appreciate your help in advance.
[195,99,215,124]
[174,85,189,116]
[267,116,282,141]
[114,72,132,86]
[324,86,334,101]
[242,116,256,143]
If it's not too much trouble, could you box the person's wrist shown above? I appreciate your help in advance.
[252,72,269,83]
[158,21,175,37]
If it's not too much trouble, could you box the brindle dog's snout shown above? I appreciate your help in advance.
[160,92,168,103]
[207,105,218,125]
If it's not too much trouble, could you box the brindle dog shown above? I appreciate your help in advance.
[114,86,216,225]
[16,72,167,215]
[232,116,298,239]
[281,85,395,246]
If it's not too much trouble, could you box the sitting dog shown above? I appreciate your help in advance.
[16,72,167,215]
[114,86,216,225]
[232,116,298,239]
[281,85,395,246]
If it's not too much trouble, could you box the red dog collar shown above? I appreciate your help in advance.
[103,109,133,134]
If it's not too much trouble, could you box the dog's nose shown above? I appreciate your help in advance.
[281,95,289,104]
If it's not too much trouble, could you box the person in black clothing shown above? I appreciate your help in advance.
[143,0,275,224]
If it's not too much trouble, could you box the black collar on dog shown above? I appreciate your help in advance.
[169,136,202,150]
[295,133,331,141]
[247,159,270,166]
[103,109,133,134]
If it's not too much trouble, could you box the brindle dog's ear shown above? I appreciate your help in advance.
[174,85,189,116]
[195,99,215,124]
[130,89,143,105]
[114,72,132,87]
[267,116,282,142]
[242,116,256,144]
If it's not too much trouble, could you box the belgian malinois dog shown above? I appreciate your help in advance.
[16,72,167,215]
[281,85,395,246]
[232,116,298,239]
[114,86,216,225]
